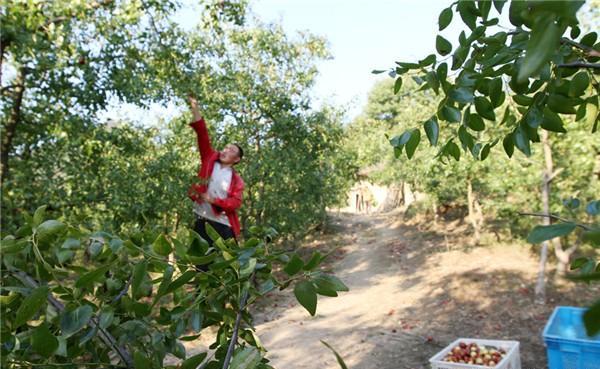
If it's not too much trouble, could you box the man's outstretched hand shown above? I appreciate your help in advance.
[188,95,202,122]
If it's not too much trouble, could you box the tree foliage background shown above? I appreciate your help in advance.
[0,0,354,367]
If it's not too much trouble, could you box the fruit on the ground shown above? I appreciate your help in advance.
[443,342,508,367]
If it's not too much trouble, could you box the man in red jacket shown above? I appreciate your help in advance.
[187,96,244,248]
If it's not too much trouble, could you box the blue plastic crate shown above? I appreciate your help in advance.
[542,306,600,369]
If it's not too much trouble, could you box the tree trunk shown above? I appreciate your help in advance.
[534,130,554,304]
[1,67,26,184]
[467,179,481,245]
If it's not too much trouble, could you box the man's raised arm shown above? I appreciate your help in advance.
[188,96,214,158]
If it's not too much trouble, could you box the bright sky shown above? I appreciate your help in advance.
[98,0,469,124]
[249,0,462,119]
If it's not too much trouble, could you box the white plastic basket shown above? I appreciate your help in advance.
[429,338,521,369]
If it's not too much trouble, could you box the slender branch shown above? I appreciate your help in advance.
[549,168,564,182]
[7,361,124,368]
[557,62,600,69]
[518,212,593,231]
[222,274,255,369]
[10,270,134,368]
[111,275,132,303]
[561,38,600,57]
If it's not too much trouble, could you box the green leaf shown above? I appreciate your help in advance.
[424,118,439,146]
[294,280,317,316]
[321,340,349,369]
[583,300,600,336]
[527,223,577,244]
[480,143,491,160]
[405,129,421,159]
[1,237,29,254]
[31,323,59,357]
[466,114,485,131]
[571,257,590,270]
[165,270,196,294]
[36,219,66,243]
[60,305,93,338]
[303,252,322,271]
[314,274,349,292]
[542,108,567,133]
[580,32,598,47]
[284,254,304,276]
[525,106,543,128]
[153,265,174,305]
[569,71,590,97]
[152,234,172,256]
[419,54,436,67]
[548,94,577,114]
[569,272,600,282]
[436,35,452,56]
[457,0,478,30]
[15,286,48,328]
[587,200,600,216]
[513,95,533,106]
[441,105,461,123]
[518,16,562,82]
[449,87,474,103]
[503,134,514,158]
[583,229,600,247]
[33,205,48,227]
[585,97,599,132]
[488,78,504,107]
[438,7,453,31]
[204,223,221,241]
[478,0,492,20]
[131,261,148,298]
[371,69,386,74]
[425,71,440,94]
[240,257,256,278]
[451,46,469,70]
[75,264,111,289]
[190,308,203,332]
[99,307,115,329]
[230,346,261,369]
[445,141,461,161]
[493,0,507,13]
[181,352,208,369]
[474,96,496,120]
[437,63,448,81]
[513,125,531,156]
[134,352,153,369]
[393,77,402,94]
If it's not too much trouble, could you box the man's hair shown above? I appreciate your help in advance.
[233,143,244,160]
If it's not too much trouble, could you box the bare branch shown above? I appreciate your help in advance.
[549,168,564,182]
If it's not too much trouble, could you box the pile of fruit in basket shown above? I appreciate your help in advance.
[443,341,507,366]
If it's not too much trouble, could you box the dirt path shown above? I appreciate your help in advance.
[249,211,599,369]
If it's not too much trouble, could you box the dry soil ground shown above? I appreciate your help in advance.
[247,210,599,369]
[180,210,599,369]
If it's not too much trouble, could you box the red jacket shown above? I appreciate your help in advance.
[188,118,244,237]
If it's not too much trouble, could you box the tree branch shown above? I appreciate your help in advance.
[10,270,134,368]
[518,212,593,231]
[549,168,564,182]
[557,62,600,69]
[561,38,600,58]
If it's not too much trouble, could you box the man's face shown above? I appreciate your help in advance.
[219,144,241,165]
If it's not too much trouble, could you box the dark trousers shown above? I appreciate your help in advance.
[194,217,235,271]
[194,217,235,244]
